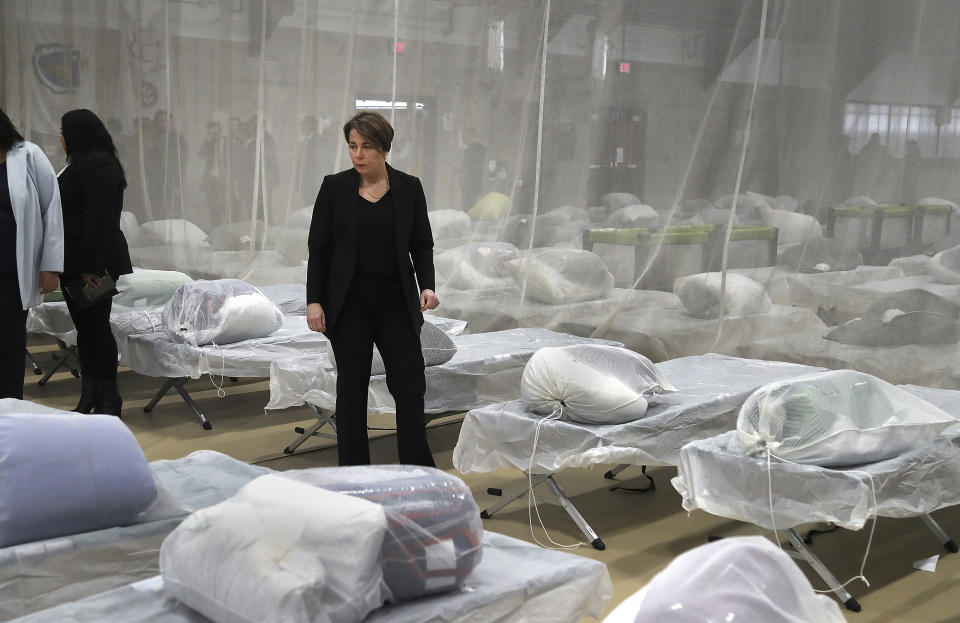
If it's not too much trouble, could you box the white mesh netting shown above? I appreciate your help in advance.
[8,1,960,388]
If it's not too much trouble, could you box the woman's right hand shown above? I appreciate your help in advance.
[307,303,326,333]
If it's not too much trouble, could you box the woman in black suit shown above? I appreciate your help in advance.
[58,109,133,416]
[307,111,439,467]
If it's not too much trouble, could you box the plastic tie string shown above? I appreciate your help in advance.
[207,340,227,399]
[527,403,583,551]
[764,446,877,591]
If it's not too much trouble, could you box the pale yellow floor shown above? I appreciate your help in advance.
[22,337,960,622]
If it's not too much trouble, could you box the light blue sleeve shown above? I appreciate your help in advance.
[28,144,64,273]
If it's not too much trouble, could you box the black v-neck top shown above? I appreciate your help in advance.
[356,189,398,276]
[0,162,17,275]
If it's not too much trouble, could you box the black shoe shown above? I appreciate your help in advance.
[72,379,97,414]
[94,381,123,418]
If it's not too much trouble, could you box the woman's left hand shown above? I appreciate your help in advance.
[81,273,103,288]
[420,289,439,311]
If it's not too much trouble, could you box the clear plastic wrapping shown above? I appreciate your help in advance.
[505,248,614,304]
[161,279,283,346]
[454,354,825,474]
[734,369,956,466]
[160,474,389,623]
[674,431,960,531]
[281,465,484,602]
[674,272,772,319]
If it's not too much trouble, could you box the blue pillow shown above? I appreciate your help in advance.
[0,412,157,547]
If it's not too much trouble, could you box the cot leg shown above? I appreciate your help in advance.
[37,341,79,385]
[480,475,544,519]
[144,378,178,413]
[546,475,606,551]
[285,406,337,454]
[171,379,212,430]
[921,513,959,553]
[785,528,860,612]
[24,350,42,375]
[603,464,629,480]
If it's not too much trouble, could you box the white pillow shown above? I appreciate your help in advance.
[928,245,960,285]
[733,370,956,466]
[160,474,388,623]
[428,209,472,240]
[674,272,772,319]
[505,248,614,304]
[435,242,519,291]
[162,279,283,346]
[119,211,139,241]
[605,204,660,229]
[602,192,641,210]
[138,219,209,246]
[521,344,675,424]
[114,268,193,308]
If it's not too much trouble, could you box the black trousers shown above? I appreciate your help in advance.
[0,273,28,399]
[328,273,435,467]
[64,287,118,384]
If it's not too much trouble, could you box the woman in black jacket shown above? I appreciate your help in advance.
[58,109,132,416]
[306,111,439,466]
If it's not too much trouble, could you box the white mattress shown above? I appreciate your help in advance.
[453,354,825,474]
[8,532,612,623]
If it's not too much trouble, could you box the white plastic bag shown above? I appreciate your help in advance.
[505,248,614,304]
[734,370,956,466]
[160,474,388,623]
[521,344,675,424]
[618,537,846,623]
[162,279,283,346]
[602,192,641,210]
[674,272,772,319]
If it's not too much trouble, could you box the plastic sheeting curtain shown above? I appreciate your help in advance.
[5,0,960,387]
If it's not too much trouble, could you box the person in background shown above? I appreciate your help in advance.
[199,120,227,226]
[58,109,132,416]
[298,116,330,208]
[306,111,438,467]
[901,139,922,204]
[0,108,63,399]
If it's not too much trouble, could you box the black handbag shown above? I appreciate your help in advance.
[63,274,119,309]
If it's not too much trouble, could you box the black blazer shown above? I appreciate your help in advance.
[58,151,133,280]
[307,163,435,333]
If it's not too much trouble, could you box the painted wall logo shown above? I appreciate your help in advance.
[33,43,85,94]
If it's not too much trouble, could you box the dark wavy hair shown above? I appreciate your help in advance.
[61,108,127,188]
[0,108,25,153]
